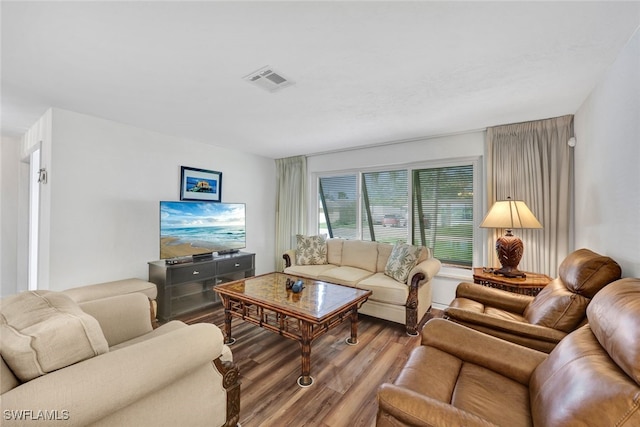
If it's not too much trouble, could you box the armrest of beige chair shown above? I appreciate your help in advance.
[377,384,494,427]
[79,293,153,347]
[454,281,534,314]
[421,319,546,385]
[1,323,225,427]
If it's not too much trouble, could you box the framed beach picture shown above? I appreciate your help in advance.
[180,166,222,202]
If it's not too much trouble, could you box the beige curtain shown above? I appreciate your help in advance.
[275,155,307,270]
[486,115,573,276]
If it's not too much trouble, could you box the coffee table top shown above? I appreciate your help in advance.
[215,272,371,322]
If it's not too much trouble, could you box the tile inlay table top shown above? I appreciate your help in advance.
[214,272,372,387]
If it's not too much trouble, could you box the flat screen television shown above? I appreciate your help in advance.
[160,201,246,260]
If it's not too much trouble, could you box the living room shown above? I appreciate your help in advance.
[1,2,639,426]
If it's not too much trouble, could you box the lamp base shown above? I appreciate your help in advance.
[492,266,527,278]
[494,232,526,278]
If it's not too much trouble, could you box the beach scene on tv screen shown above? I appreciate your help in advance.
[160,202,245,259]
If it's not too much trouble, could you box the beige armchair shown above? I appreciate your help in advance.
[1,290,240,427]
[377,278,640,426]
[444,248,621,352]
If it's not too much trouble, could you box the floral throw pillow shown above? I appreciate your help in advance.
[384,243,423,283]
[295,235,328,265]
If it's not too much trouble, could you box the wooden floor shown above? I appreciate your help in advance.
[181,306,441,427]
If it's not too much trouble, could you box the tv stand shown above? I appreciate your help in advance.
[217,249,239,255]
[193,252,213,262]
[149,252,255,321]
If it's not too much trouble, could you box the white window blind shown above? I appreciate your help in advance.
[318,175,358,239]
[412,165,474,267]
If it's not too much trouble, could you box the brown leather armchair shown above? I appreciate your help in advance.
[443,248,621,352]
[377,277,640,426]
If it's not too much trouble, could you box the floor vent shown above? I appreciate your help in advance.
[244,66,294,93]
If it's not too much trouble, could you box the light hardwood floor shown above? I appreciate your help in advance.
[182,306,440,427]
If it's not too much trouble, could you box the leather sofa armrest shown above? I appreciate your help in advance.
[377,383,495,427]
[1,323,224,427]
[444,307,567,344]
[455,282,534,313]
[421,319,546,385]
[79,293,153,347]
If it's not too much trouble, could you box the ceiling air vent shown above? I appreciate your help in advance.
[244,66,294,93]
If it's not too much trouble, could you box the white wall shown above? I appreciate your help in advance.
[1,136,22,297]
[307,131,485,308]
[574,29,640,278]
[6,108,276,293]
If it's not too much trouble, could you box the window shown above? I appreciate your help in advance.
[412,165,474,267]
[362,170,408,244]
[317,159,478,268]
[318,175,358,239]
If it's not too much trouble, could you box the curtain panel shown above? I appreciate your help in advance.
[275,155,307,269]
[486,115,573,276]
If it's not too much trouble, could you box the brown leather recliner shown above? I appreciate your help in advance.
[377,277,640,427]
[443,248,621,352]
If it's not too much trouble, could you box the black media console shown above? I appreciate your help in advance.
[148,251,255,321]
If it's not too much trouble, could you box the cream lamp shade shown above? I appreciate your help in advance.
[480,197,542,278]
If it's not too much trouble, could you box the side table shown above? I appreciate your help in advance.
[473,267,552,296]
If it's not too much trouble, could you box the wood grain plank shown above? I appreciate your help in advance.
[177,304,441,426]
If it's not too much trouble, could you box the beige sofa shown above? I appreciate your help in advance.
[283,238,441,335]
[0,286,240,426]
[61,277,159,325]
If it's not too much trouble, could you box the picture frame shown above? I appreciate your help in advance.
[180,166,222,202]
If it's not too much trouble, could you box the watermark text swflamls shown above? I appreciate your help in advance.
[3,409,70,421]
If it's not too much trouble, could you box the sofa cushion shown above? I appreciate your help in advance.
[385,243,422,283]
[587,278,640,384]
[295,234,327,265]
[558,248,621,298]
[1,357,19,393]
[62,278,158,302]
[0,291,109,382]
[530,325,640,426]
[284,264,337,279]
[319,266,374,287]
[326,238,344,265]
[357,273,409,306]
[396,345,531,427]
[523,279,589,332]
[341,240,378,272]
[376,243,394,272]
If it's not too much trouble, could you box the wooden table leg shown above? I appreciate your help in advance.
[346,306,359,345]
[222,296,236,345]
[297,321,314,387]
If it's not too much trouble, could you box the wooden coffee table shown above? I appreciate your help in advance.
[214,272,371,387]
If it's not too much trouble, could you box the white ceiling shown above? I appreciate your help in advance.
[2,1,639,159]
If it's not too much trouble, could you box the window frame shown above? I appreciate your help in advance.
[311,156,483,269]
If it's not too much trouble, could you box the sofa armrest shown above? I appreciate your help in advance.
[283,249,296,268]
[1,323,224,427]
[444,307,567,344]
[421,319,546,385]
[454,281,534,313]
[408,257,441,287]
[377,383,496,427]
[79,293,153,347]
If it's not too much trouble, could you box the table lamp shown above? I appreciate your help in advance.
[480,197,542,278]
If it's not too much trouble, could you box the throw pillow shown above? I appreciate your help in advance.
[0,290,109,382]
[295,234,328,265]
[385,243,423,283]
